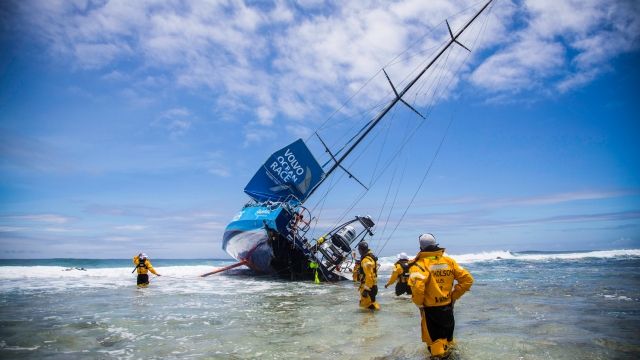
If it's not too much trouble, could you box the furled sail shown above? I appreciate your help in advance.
[244,139,325,203]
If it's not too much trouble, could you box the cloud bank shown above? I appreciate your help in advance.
[9,0,638,141]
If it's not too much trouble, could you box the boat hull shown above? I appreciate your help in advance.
[222,204,345,281]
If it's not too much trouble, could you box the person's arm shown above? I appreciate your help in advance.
[385,264,401,288]
[146,260,160,276]
[451,259,473,301]
[133,255,139,265]
[362,258,375,290]
[408,262,427,307]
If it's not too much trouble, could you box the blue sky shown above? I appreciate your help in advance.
[0,0,638,259]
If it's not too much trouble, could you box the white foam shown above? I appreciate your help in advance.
[0,265,239,280]
[376,249,640,267]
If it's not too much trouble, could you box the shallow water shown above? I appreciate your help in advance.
[0,250,639,359]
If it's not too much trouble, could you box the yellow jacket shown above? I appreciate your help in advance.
[352,261,361,282]
[408,250,473,307]
[360,250,378,290]
[385,260,410,287]
[133,255,158,275]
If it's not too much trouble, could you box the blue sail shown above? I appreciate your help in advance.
[244,139,325,203]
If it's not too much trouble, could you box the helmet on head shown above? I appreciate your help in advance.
[397,252,409,260]
[139,253,148,261]
[419,233,442,251]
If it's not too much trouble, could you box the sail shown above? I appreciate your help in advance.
[244,139,325,203]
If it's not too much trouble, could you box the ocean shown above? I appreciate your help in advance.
[0,250,639,359]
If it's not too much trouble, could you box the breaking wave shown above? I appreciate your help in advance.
[376,249,640,271]
[0,249,638,279]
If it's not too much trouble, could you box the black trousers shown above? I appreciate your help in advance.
[137,274,149,285]
[422,304,455,342]
[395,281,412,296]
[369,285,378,302]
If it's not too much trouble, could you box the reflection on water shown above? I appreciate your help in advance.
[0,257,639,359]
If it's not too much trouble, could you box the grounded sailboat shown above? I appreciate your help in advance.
[207,0,495,281]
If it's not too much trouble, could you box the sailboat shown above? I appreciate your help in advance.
[207,0,495,281]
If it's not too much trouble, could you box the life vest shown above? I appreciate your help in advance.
[358,253,378,282]
[397,260,411,282]
[132,258,148,274]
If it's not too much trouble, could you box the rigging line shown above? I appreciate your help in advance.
[309,0,487,143]
[376,123,417,254]
[318,100,391,132]
[320,90,394,159]
[319,111,400,232]
[319,108,404,233]
[377,4,495,255]
[306,70,382,143]
[324,107,400,235]
[386,44,443,68]
[372,99,418,252]
[374,49,454,249]
[381,0,485,69]
[311,101,400,216]
[319,15,454,162]
[323,46,457,235]
[358,38,477,217]
[321,26,450,158]
[314,3,494,231]
[373,50,455,252]
[368,105,399,188]
[368,45,455,188]
[308,169,336,240]
[372,11,487,201]
[375,45,461,178]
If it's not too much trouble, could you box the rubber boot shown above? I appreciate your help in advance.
[367,302,380,310]
[429,338,448,357]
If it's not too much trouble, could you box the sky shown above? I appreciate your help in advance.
[0,0,638,259]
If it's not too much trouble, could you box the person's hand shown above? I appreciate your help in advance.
[157,274,162,276]
[384,284,388,289]
[361,290,369,298]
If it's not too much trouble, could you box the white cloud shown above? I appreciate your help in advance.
[14,0,640,130]
[153,107,193,137]
[102,236,133,242]
[5,213,77,224]
[0,227,25,232]
[208,168,231,177]
[471,0,640,94]
[115,225,148,230]
[286,124,312,139]
[611,237,633,246]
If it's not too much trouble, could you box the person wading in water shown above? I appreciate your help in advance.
[385,252,413,296]
[133,253,161,287]
[408,234,473,357]
[357,242,380,310]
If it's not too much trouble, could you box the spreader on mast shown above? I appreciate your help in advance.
[307,0,494,201]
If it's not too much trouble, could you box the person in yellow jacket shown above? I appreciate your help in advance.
[408,234,473,357]
[133,253,161,287]
[356,242,380,310]
[352,251,362,282]
[384,252,412,296]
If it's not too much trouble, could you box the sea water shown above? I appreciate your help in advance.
[0,250,639,359]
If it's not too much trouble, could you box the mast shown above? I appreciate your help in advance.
[305,0,493,202]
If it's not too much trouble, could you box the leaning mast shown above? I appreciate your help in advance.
[306,0,494,201]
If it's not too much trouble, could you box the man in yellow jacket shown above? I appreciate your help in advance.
[384,252,412,296]
[408,234,473,357]
[356,242,380,310]
[133,253,161,287]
